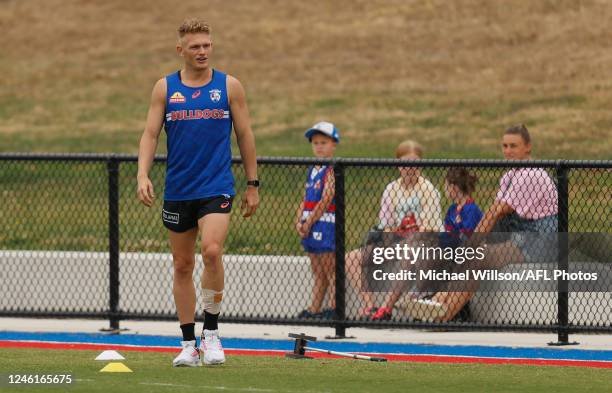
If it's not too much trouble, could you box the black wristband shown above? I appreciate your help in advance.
[247,180,260,187]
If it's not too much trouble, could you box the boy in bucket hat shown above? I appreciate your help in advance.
[295,121,340,319]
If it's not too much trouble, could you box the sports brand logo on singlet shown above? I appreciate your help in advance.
[209,89,222,102]
[169,92,186,103]
[166,109,229,122]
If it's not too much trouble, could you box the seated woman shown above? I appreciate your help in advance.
[473,124,558,265]
[345,140,443,320]
[405,124,558,322]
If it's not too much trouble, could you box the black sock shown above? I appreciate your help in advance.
[203,311,219,331]
[180,323,196,341]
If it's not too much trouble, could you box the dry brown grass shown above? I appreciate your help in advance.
[0,0,611,158]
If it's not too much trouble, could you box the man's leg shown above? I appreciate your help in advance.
[169,228,199,325]
[198,212,231,365]
[168,227,200,367]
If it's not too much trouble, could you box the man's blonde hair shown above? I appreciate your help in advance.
[178,18,211,38]
[395,140,424,159]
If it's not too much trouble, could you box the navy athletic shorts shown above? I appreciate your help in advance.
[162,195,233,232]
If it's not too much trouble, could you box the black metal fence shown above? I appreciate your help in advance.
[1,154,610,343]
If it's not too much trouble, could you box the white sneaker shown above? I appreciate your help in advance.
[200,329,225,365]
[172,340,201,367]
[404,298,447,322]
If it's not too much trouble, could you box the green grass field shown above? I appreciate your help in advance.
[1,348,611,393]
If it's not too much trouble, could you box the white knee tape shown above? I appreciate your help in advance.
[202,288,223,314]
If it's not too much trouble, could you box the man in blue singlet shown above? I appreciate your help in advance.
[137,19,259,367]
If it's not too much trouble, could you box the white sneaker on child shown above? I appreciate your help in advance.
[172,340,201,367]
[200,329,226,365]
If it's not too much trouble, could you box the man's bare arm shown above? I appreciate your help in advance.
[228,75,259,217]
[137,78,166,207]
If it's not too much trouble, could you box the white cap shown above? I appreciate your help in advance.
[304,121,340,143]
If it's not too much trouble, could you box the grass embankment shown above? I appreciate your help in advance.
[0,0,611,159]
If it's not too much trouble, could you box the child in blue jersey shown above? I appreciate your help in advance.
[403,167,483,322]
[439,168,483,249]
[295,122,340,319]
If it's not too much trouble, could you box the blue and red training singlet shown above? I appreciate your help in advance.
[163,69,234,201]
[301,166,336,252]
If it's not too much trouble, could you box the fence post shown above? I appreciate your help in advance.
[105,157,121,332]
[549,161,577,346]
[330,161,348,339]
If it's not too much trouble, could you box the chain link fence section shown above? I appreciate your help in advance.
[0,158,109,316]
[0,155,610,336]
[567,167,612,328]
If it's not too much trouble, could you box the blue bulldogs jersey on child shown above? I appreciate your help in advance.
[301,166,335,253]
[439,199,483,249]
[163,69,235,201]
